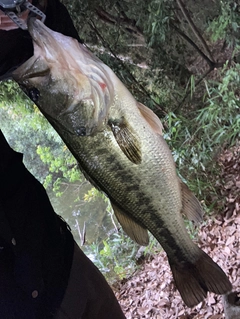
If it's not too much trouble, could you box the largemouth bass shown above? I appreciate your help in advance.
[13,18,232,307]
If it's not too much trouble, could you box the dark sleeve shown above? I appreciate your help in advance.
[0,0,82,80]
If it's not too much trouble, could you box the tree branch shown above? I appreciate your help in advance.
[176,0,215,62]
[95,6,145,42]
[170,23,224,69]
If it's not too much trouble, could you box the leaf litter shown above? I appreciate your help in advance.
[113,146,240,318]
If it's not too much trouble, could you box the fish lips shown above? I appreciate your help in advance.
[27,18,51,50]
[26,18,69,63]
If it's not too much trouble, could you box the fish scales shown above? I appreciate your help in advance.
[54,117,199,264]
[13,18,232,308]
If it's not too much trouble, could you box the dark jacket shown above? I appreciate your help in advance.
[0,130,74,318]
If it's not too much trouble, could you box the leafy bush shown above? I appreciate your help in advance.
[207,1,240,47]
[198,62,240,146]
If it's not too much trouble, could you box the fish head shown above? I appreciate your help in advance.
[13,18,112,136]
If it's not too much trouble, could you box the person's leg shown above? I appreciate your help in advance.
[55,242,126,319]
[0,130,125,319]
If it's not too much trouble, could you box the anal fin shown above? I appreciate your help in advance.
[180,179,204,223]
[111,202,149,246]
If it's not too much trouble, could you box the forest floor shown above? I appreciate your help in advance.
[113,145,240,319]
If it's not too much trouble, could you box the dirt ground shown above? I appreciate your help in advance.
[113,146,240,318]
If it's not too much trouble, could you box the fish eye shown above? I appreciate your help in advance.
[28,88,40,103]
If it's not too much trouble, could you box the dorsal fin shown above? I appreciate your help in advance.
[137,102,163,135]
[179,179,204,223]
[111,202,149,246]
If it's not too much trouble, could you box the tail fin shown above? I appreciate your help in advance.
[170,250,232,307]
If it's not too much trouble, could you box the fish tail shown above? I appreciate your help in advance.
[169,249,232,307]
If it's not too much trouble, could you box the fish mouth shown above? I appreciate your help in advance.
[12,18,67,82]
[27,17,40,36]
[28,18,49,44]
[25,18,81,71]
[27,18,55,52]
[27,17,72,63]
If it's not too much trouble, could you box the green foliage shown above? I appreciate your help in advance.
[83,228,163,283]
[161,63,240,205]
[84,229,140,282]
[184,220,198,240]
[84,187,104,202]
[198,62,240,146]
[0,80,29,106]
[0,81,58,182]
[0,81,50,132]
[36,145,81,192]
[146,0,174,47]
[207,1,240,46]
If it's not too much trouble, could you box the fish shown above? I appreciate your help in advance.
[13,18,232,307]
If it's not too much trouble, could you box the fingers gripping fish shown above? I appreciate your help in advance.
[13,18,232,307]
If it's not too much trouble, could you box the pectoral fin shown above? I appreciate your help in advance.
[180,179,204,223]
[137,102,163,135]
[108,118,141,164]
[111,202,149,246]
